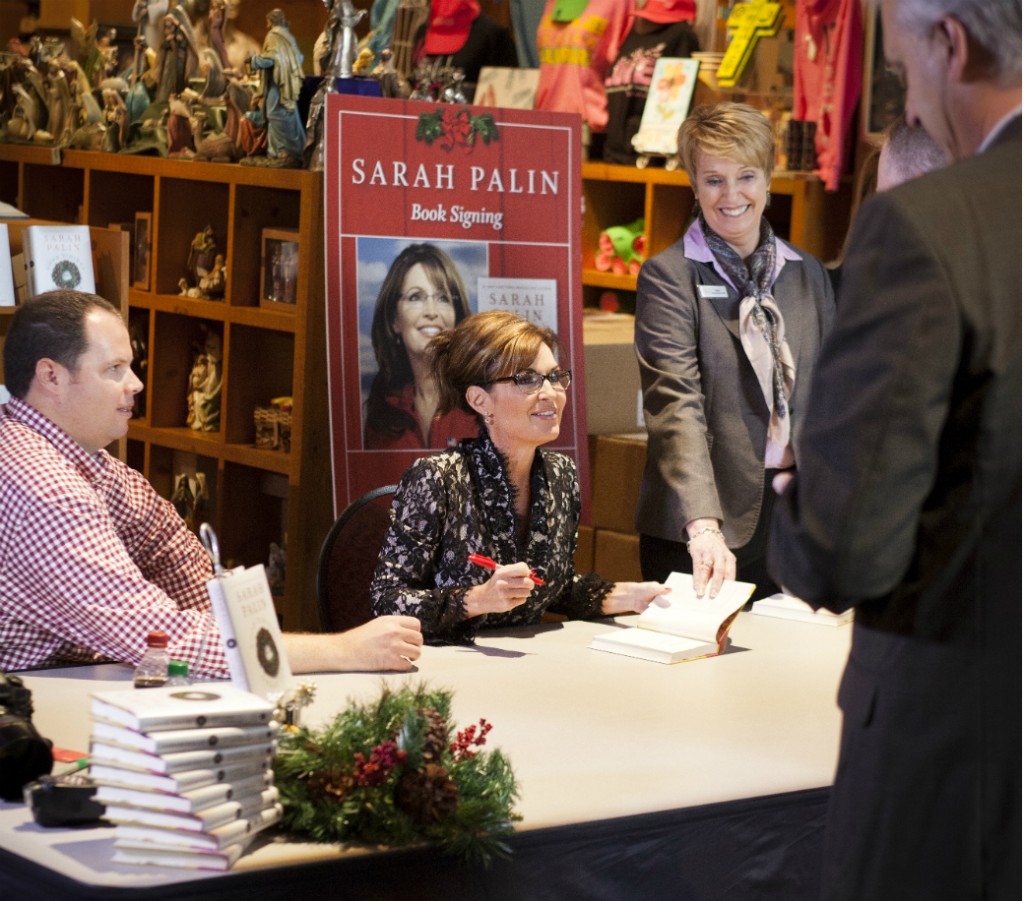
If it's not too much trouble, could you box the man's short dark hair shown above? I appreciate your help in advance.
[3,290,121,399]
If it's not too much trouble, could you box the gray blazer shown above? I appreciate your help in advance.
[634,228,834,547]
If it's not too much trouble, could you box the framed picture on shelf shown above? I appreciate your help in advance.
[133,212,152,291]
[260,228,300,307]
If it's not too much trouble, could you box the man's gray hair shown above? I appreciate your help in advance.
[886,0,1021,84]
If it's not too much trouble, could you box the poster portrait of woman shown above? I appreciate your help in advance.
[359,239,488,450]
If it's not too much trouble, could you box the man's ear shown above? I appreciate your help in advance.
[32,358,66,395]
[465,385,491,418]
[936,15,969,81]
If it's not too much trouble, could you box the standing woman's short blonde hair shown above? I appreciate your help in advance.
[677,102,776,183]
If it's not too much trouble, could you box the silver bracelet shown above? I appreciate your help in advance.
[685,527,725,553]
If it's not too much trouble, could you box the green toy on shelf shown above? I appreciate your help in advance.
[595,218,646,275]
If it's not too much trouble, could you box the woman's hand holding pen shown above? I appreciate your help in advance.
[464,561,536,617]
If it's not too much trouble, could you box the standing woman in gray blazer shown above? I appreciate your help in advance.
[634,102,834,601]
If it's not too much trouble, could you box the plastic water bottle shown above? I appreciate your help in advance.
[133,631,170,688]
[166,660,191,687]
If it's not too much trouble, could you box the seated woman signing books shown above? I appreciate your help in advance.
[370,310,668,644]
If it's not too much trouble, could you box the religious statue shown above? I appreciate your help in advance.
[304,0,368,170]
[145,10,200,105]
[198,253,227,299]
[188,225,217,278]
[187,327,223,431]
[132,0,171,58]
[245,9,305,166]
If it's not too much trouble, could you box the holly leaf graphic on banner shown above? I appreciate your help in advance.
[416,108,499,153]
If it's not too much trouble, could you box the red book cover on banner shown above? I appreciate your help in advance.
[323,95,589,517]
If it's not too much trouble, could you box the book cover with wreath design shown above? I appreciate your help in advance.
[22,224,96,297]
[208,564,293,698]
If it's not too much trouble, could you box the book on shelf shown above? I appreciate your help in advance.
[95,770,274,815]
[91,684,275,733]
[631,57,702,158]
[103,786,279,833]
[0,223,15,306]
[590,572,755,664]
[91,719,276,755]
[21,224,96,297]
[89,759,270,795]
[208,564,294,699]
[90,738,276,775]
[751,593,854,626]
[112,803,282,852]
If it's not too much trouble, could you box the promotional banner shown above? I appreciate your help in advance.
[324,94,589,516]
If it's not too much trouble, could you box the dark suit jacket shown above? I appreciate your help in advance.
[634,228,834,547]
[768,119,1021,900]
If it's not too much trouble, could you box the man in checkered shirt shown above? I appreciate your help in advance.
[0,291,422,677]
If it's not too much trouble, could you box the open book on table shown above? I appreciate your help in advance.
[590,572,755,664]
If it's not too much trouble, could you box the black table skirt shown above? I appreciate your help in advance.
[1,787,828,901]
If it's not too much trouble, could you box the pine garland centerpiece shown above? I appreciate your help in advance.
[272,683,520,865]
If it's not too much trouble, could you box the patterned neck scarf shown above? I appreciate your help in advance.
[700,213,795,446]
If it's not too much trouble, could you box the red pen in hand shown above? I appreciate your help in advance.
[467,553,545,586]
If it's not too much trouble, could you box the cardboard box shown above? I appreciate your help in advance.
[582,315,645,435]
[593,529,643,583]
[590,434,647,534]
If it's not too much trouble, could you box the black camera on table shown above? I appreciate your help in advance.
[0,671,54,802]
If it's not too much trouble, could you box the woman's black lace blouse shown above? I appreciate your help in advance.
[370,432,613,643]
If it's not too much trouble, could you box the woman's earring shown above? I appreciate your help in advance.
[485,412,495,426]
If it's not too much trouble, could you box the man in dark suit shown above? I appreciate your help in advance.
[768,0,1021,898]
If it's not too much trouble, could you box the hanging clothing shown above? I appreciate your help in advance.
[535,0,632,133]
[603,19,699,165]
[792,0,864,191]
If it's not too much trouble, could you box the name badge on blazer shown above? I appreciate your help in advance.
[697,284,729,299]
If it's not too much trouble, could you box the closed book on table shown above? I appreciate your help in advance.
[91,720,276,755]
[751,593,853,626]
[95,771,274,814]
[112,838,250,871]
[90,739,275,775]
[91,684,275,732]
[103,787,278,833]
[89,760,269,795]
[112,803,282,851]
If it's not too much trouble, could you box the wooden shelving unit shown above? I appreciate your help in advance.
[580,161,837,306]
[0,145,330,632]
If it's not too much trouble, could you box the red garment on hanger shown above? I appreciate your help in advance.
[792,0,863,191]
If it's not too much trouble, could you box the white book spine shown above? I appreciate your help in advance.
[111,803,282,851]
[207,574,252,692]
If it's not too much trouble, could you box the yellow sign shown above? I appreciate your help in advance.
[718,0,784,89]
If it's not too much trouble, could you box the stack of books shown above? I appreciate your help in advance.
[89,684,281,871]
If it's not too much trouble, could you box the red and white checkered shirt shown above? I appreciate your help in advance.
[0,397,229,678]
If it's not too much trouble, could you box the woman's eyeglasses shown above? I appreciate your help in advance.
[488,369,572,393]
[399,290,453,306]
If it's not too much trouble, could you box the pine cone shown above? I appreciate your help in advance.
[419,707,448,763]
[395,764,460,824]
[305,766,353,803]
